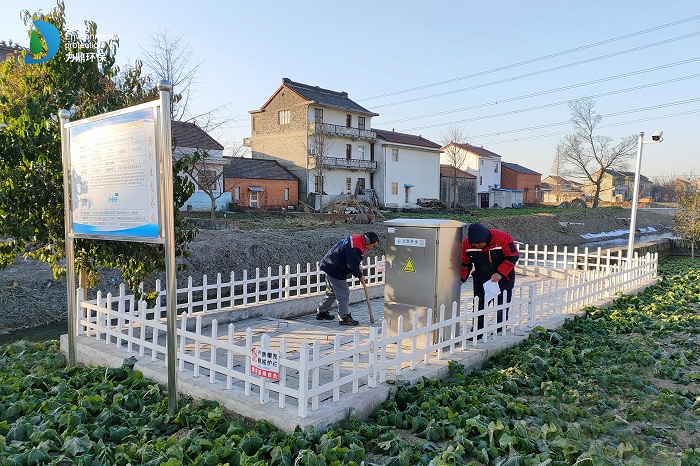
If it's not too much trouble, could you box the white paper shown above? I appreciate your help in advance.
[483,280,501,305]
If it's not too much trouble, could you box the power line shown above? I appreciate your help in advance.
[381,59,700,125]
[371,32,700,109]
[360,14,700,102]
[471,104,700,144]
[397,71,700,133]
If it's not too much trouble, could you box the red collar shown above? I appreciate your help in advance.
[350,234,367,254]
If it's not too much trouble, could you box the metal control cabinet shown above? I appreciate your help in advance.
[384,219,465,340]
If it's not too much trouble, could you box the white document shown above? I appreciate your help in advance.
[483,280,501,306]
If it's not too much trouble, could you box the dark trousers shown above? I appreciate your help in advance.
[474,280,513,330]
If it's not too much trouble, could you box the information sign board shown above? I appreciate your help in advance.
[250,346,280,381]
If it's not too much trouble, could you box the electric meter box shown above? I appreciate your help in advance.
[384,218,465,340]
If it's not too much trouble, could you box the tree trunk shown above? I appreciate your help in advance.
[210,196,217,220]
[592,182,602,208]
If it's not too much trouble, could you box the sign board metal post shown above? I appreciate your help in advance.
[59,109,76,366]
[60,80,178,415]
[158,81,179,415]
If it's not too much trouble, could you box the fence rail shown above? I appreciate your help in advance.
[76,246,657,418]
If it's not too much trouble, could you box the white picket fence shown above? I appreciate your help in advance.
[518,243,630,271]
[75,246,657,418]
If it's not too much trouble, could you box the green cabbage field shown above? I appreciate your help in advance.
[1,258,699,465]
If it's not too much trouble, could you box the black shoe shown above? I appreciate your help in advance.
[316,311,335,321]
[339,314,359,326]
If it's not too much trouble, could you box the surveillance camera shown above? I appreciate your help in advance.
[651,130,663,141]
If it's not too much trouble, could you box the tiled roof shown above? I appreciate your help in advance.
[501,162,541,176]
[0,41,25,61]
[224,158,298,181]
[281,78,378,116]
[446,143,502,159]
[602,169,650,182]
[172,121,224,151]
[375,128,441,149]
[543,175,583,187]
[440,164,476,179]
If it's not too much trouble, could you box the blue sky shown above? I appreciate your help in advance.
[3,0,699,179]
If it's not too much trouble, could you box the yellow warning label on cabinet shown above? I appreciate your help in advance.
[402,257,416,273]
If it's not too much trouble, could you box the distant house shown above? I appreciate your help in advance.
[439,164,477,207]
[440,144,502,208]
[374,129,441,208]
[541,175,585,205]
[581,169,653,204]
[500,162,542,204]
[0,41,24,61]
[224,158,298,210]
[172,121,227,211]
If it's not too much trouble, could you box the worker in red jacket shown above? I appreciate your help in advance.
[461,223,520,331]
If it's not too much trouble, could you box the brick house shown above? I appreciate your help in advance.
[246,78,378,209]
[500,162,542,204]
[541,176,585,205]
[224,158,298,210]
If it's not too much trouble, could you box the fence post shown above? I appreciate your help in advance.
[245,327,252,397]
[194,316,202,376]
[117,284,126,347]
[396,315,404,376]
[528,285,536,328]
[179,314,187,372]
[311,340,320,411]
[76,287,85,337]
[279,337,287,408]
[353,329,360,393]
[563,246,569,271]
[210,320,218,384]
[187,276,193,315]
[260,334,270,405]
[226,324,234,390]
[368,326,378,388]
[298,342,309,418]
[202,274,208,312]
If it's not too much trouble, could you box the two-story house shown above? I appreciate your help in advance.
[582,169,653,203]
[374,129,441,208]
[500,162,542,204]
[246,78,379,209]
[541,175,584,205]
[440,143,502,208]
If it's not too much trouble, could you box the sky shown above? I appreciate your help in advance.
[2,0,699,180]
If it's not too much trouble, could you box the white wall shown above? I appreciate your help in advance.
[382,144,440,208]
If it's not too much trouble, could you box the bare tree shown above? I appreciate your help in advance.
[549,151,569,204]
[181,144,245,219]
[307,123,335,212]
[672,174,700,259]
[555,98,637,207]
[139,29,203,121]
[440,126,469,209]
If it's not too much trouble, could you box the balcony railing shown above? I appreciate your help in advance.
[320,156,378,171]
[308,122,376,141]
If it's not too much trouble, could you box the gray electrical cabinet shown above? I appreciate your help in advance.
[384,219,465,340]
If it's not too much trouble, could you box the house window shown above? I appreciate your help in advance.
[358,146,365,160]
[480,159,484,166]
[234,187,240,201]
[346,144,352,160]
[391,182,398,195]
[197,170,217,191]
[479,176,483,185]
[314,108,323,124]
[284,188,289,201]
[249,191,259,207]
[314,175,324,193]
[346,177,352,194]
[391,149,399,162]
[346,114,352,127]
[494,163,498,173]
[251,116,256,131]
[278,110,290,125]
[358,116,365,130]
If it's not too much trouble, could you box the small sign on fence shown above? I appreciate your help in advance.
[251,346,280,380]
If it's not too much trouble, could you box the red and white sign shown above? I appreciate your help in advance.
[250,346,280,381]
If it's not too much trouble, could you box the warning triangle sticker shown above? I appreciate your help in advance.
[402,257,416,273]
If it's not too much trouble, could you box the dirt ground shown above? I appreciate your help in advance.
[0,209,674,335]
